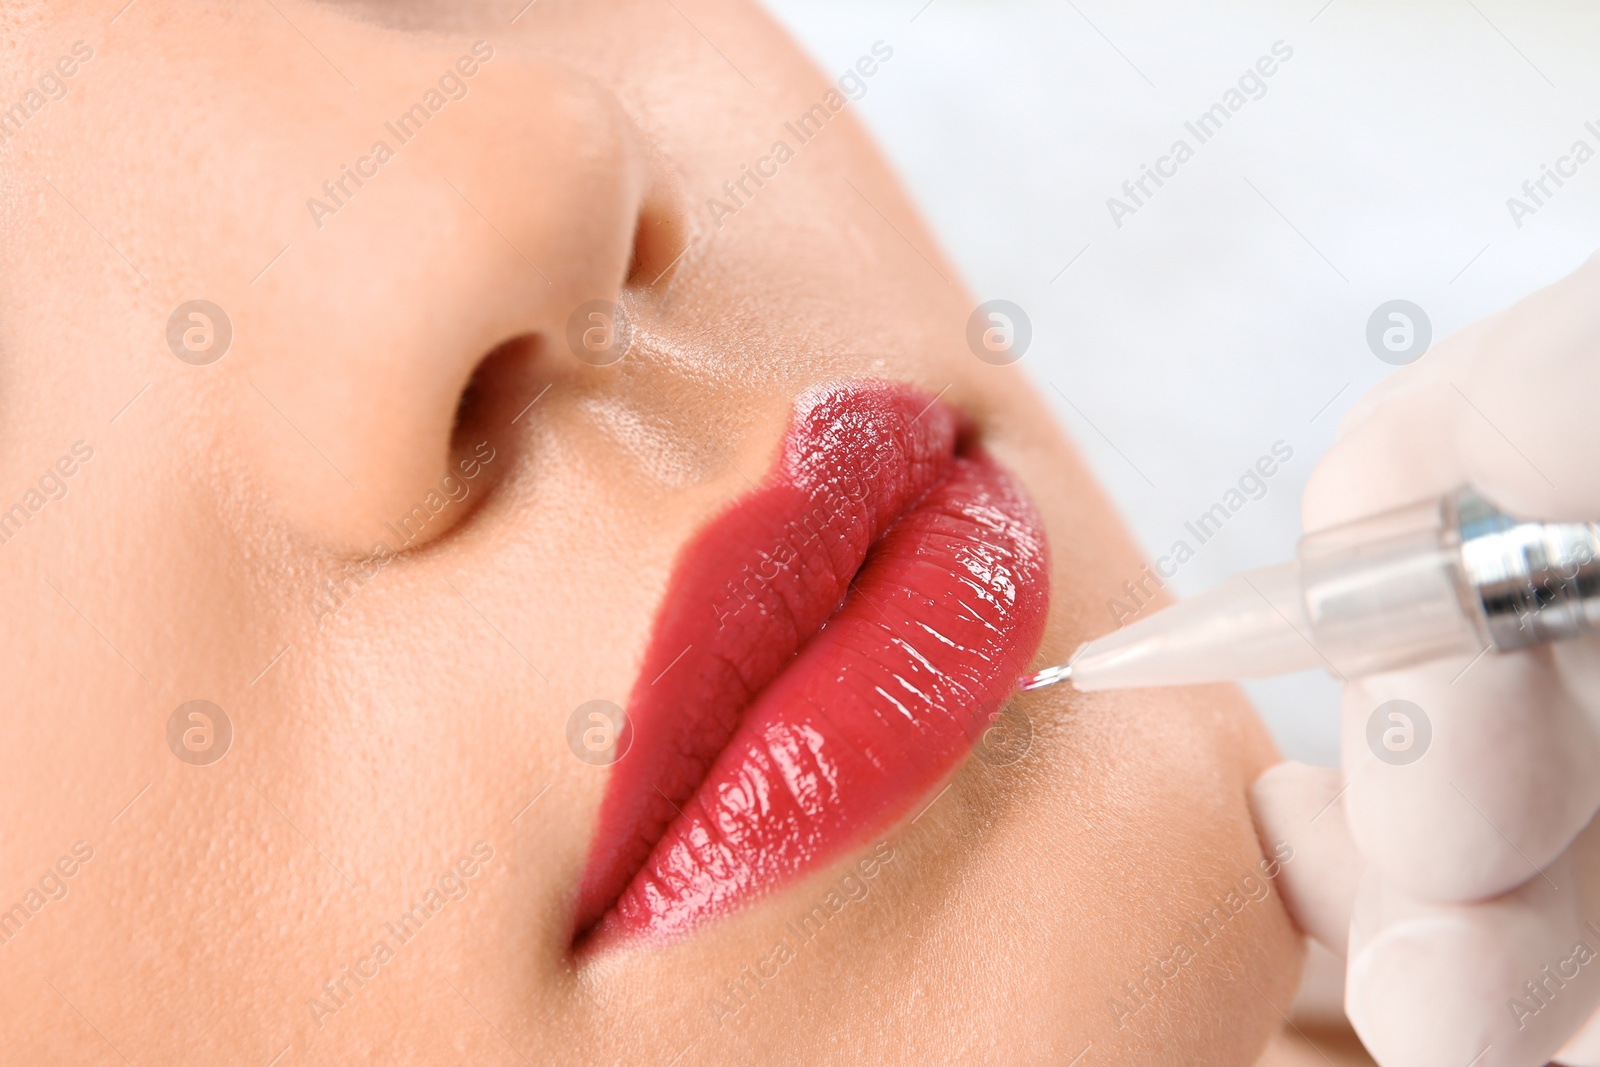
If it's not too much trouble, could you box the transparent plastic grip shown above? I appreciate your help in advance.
[1296,493,1487,678]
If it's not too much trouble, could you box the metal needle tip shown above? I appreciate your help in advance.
[1017,663,1072,692]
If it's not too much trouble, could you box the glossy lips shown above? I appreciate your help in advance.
[574,381,1049,944]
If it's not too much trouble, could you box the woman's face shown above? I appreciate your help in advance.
[0,1,1300,1062]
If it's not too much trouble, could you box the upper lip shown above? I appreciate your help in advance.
[571,380,1049,946]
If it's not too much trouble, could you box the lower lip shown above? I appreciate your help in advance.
[574,381,1049,944]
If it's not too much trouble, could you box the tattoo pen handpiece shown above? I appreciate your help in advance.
[1018,488,1599,693]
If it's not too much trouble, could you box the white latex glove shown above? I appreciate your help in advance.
[1251,253,1600,1067]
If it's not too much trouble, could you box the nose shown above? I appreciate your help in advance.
[240,43,685,549]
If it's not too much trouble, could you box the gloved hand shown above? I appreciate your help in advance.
[1250,253,1600,1067]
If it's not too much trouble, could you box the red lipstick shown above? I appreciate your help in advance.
[574,381,1049,944]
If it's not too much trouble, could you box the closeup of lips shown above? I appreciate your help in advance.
[573,381,1049,945]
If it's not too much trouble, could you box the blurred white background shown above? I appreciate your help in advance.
[759,0,1600,768]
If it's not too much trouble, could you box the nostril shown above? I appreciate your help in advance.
[624,210,686,288]
[447,335,542,513]
[624,186,689,289]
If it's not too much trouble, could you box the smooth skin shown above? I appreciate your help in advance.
[0,1,1300,1063]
